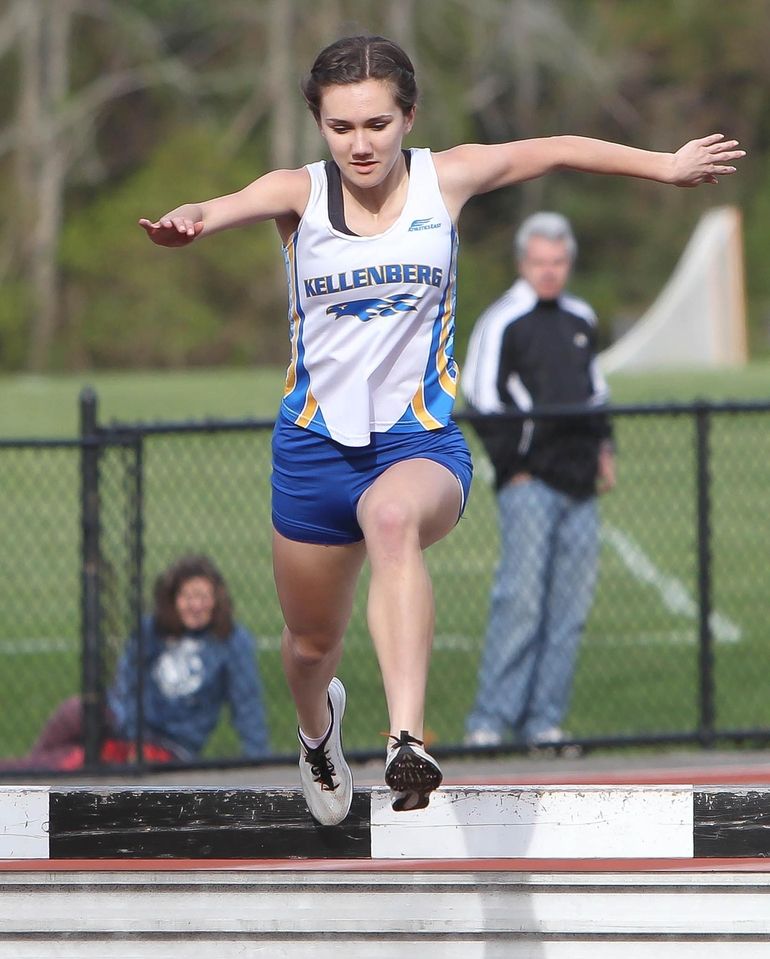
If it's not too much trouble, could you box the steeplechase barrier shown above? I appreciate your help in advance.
[2,784,770,956]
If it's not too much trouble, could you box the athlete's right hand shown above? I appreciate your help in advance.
[138,216,204,246]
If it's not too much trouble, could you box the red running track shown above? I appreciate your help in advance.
[443,764,770,787]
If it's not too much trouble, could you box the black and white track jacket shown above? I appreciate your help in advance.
[462,278,612,499]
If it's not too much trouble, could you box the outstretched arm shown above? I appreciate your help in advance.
[138,167,311,247]
[436,134,744,217]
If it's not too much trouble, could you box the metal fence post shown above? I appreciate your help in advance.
[695,401,715,747]
[79,387,103,767]
[129,434,146,772]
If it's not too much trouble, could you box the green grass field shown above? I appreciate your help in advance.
[0,361,768,762]
[2,360,770,438]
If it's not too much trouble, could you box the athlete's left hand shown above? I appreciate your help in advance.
[670,134,745,187]
[138,217,204,246]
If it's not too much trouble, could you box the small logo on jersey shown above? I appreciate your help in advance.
[408,217,441,232]
[574,332,589,348]
[326,293,421,322]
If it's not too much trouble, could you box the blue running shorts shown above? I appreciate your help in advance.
[271,414,473,545]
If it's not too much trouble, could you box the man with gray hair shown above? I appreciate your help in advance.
[463,211,615,749]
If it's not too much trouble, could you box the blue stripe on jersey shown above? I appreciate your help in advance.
[391,225,459,432]
[305,402,329,436]
[281,229,332,435]
[425,224,459,410]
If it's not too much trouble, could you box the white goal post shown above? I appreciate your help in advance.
[599,206,747,374]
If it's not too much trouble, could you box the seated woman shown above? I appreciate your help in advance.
[0,554,270,770]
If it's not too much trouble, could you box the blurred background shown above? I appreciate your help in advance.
[1,0,769,378]
[1,0,769,772]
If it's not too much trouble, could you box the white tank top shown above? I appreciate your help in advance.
[280,148,459,447]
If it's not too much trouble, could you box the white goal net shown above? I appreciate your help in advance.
[599,205,747,374]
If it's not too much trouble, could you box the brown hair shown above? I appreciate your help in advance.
[301,35,418,121]
[153,555,233,639]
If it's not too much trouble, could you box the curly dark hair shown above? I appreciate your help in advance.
[153,555,233,639]
[301,35,418,121]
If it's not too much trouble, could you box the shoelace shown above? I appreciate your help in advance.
[301,695,338,791]
[303,745,337,791]
[387,730,424,750]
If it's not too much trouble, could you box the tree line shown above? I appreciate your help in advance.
[1,0,768,372]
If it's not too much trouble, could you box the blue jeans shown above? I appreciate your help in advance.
[466,477,599,741]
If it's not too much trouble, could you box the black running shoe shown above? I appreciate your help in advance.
[384,729,442,812]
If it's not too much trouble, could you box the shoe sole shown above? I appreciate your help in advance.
[385,750,442,812]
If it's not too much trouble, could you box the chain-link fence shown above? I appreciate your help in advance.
[1,393,768,775]
[0,441,82,761]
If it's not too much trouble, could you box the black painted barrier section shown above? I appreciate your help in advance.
[49,788,371,859]
[694,790,770,858]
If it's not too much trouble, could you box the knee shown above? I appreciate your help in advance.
[361,498,418,553]
[284,628,341,667]
[54,695,84,721]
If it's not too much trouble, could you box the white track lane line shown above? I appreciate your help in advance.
[601,523,741,643]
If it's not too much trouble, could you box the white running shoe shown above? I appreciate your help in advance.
[298,678,353,826]
[527,725,583,758]
[463,728,503,747]
[528,725,567,745]
[384,730,442,812]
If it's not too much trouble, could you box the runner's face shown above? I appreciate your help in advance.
[518,236,573,301]
[175,576,216,631]
[318,79,415,188]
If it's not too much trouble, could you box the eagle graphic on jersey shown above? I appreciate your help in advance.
[326,293,421,322]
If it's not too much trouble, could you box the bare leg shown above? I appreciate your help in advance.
[273,530,365,737]
[357,458,463,740]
